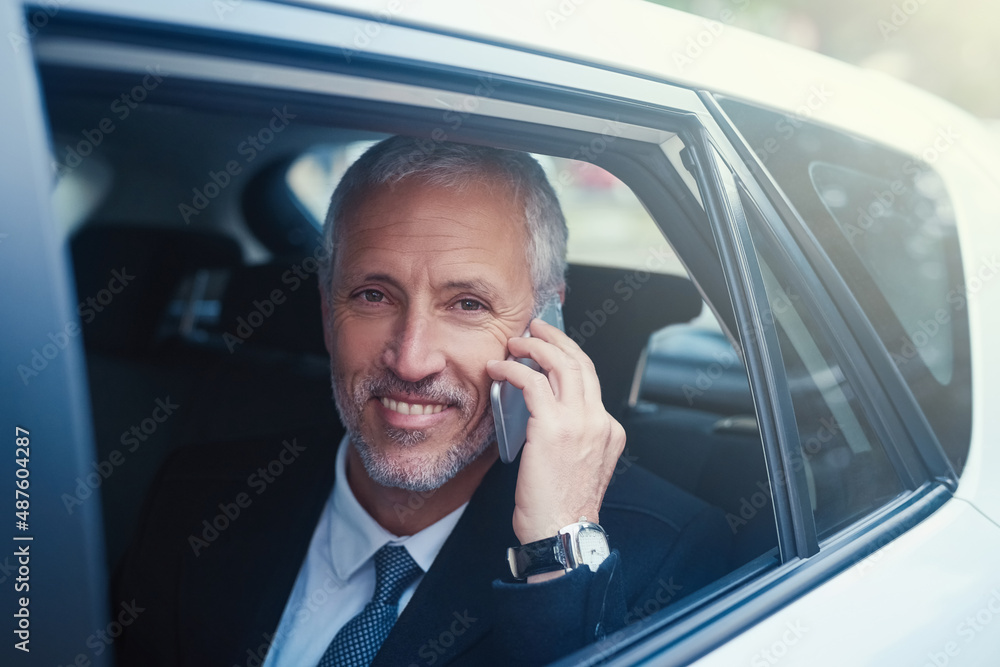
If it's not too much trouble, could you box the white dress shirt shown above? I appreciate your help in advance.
[262,435,468,667]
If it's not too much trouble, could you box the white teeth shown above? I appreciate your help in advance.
[380,397,445,416]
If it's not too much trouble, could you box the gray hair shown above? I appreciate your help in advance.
[318,136,567,311]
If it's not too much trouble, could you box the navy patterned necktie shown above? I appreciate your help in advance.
[318,545,422,667]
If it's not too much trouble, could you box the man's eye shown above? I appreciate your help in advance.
[458,299,484,311]
[362,289,385,303]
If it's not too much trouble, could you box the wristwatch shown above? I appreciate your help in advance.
[507,518,610,580]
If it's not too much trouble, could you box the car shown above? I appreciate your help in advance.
[4,0,1000,664]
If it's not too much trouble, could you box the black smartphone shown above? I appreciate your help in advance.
[491,295,565,464]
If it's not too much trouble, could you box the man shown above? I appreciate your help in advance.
[115,137,732,666]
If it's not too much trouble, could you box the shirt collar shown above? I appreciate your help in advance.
[327,434,467,581]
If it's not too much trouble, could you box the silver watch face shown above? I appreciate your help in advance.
[577,527,610,567]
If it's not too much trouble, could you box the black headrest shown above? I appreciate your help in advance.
[70,225,242,354]
[216,259,327,356]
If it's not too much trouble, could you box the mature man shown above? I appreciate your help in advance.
[115,137,731,666]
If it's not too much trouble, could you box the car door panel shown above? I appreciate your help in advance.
[690,499,1000,666]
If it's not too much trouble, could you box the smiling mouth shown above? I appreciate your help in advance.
[379,397,448,416]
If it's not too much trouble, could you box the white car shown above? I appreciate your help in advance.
[3,0,1000,665]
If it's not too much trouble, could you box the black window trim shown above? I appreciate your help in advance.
[689,132,819,561]
[700,92,957,491]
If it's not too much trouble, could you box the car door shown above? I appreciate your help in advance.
[642,96,1000,666]
[13,1,1000,665]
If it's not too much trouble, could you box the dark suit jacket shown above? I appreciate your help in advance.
[114,425,732,666]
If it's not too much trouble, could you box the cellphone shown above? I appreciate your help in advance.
[491,295,565,464]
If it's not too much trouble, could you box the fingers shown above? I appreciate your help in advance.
[484,316,605,427]
[486,357,558,416]
[518,318,603,403]
[496,318,627,546]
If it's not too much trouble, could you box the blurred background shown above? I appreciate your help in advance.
[649,0,1000,126]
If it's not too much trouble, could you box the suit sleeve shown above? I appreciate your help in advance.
[490,551,626,666]
[488,500,733,666]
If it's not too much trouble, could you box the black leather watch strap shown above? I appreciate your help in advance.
[507,536,565,579]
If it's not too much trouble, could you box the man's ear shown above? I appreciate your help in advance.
[319,292,335,357]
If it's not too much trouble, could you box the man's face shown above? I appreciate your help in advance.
[323,175,535,491]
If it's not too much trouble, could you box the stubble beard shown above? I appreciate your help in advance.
[331,367,496,492]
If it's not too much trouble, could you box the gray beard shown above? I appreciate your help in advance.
[331,367,496,492]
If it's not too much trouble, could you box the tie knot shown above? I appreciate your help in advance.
[373,545,422,607]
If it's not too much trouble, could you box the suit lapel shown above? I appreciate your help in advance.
[375,458,518,666]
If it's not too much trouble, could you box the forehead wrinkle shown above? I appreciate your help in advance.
[344,222,507,256]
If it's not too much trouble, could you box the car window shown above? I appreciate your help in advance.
[286,145,686,276]
[717,98,971,475]
[755,241,905,538]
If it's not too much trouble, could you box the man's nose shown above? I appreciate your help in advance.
[382,310,447,382]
